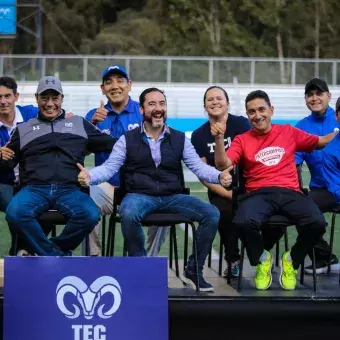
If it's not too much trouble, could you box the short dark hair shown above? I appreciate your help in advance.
[203,86,229,104]
[245,90,271,108]
[0,76,18,94]
[139,87,166,108]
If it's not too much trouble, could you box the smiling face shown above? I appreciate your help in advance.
[204,87,229,119]
[100,73,131,108]
[35,89,63,119]
[246,98,273,134]
[305,89,331,115]
[140,91,167,129]
[0,85,18,120]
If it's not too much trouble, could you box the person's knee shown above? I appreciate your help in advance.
[5,201,28,226]
[76,204,100,229]
[207,204,220,226]
[233,217,262,232]
[120,202,141,225]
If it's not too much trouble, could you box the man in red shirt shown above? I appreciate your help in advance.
[213,90,338,291]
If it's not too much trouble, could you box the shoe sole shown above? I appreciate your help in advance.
[304,263,340,274]
[255,256,273,290]
[182,276,214,293]
[279,259,296,290]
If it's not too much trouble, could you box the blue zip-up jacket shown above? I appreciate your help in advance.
[0,105,38,184]
[295,106,340,202]
[85,97,142,186]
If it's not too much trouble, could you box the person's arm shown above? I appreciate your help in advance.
[293,125,338,152]
[210,122,234,169]
[83,119,116,153]
[199,157,232,199]
[182,137,232,186]
[0,128,20,169]
[88,135,127,185]
[316,130,339,149]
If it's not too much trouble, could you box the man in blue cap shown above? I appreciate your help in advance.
[295,78,340,274]
[85,65,167,256]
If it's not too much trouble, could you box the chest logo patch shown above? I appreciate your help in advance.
[255,146,285,166]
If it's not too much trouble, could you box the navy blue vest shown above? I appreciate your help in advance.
[124,127,185,196]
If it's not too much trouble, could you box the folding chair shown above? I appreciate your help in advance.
[232,165,317,293]
[105,167,201,292]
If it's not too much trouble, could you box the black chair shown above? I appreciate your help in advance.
[232,165,317,292]
[105,167,201,293]
[11,186,91,256]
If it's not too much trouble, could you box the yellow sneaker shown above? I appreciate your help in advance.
[280,251,298,290]
[255,250,273,290]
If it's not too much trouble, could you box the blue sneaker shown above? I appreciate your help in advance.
[183,269,214,292]
[223,260,240,278]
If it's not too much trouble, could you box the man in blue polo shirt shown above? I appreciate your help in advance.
[0,76,38,212]
[295,78,340,274]
[85,66,144,255]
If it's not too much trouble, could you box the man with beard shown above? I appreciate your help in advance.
[77,87,234,292]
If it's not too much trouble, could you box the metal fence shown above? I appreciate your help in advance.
[1,55,340,85]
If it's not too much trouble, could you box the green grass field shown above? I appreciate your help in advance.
[0,158,339,259]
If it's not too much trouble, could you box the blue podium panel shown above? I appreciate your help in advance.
[0,0,16,36]
[3,257,168,340]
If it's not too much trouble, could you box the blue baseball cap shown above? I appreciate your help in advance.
[102,65,129,81]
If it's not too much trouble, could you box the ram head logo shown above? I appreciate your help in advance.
[56,276,122,320]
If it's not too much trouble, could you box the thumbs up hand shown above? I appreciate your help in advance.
[219,165,233,187]
[77,163,90,187]
[91,100,109,124]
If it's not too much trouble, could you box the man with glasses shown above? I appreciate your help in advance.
[0,76,115,256]
[295,78,340,274]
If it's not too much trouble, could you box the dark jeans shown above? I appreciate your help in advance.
[0,183,13,212]
[209,194,240,263]
[233,187,326,269]
[301,188,338,262]
[6,184,100,256]
[120,193,220,274]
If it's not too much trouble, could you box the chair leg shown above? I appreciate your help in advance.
[208,247,212,268]
[237,243,245,292]
[12,234,18,255]
[101,216,106,256]
[190,223,200,294]
[172,226,180,277]
[218,237,223,276]
[328,213,336,275]
[284,228,289,252]
[85,236,90,256]
[312,247,317,293]
[275,241,280,267]
[169,226,174,269]
[106,215,113,256]
[183,223,188,269]
[300,257,305,284]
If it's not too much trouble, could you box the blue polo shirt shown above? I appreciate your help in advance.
[0,105,38,184]
[85,97,142,186]
[295,106,340,201]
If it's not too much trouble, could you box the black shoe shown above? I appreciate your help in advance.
[223,260,240,278]
[305,257,340,274]
[183,269,214,292]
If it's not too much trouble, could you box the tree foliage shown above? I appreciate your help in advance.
[2,0,340,58]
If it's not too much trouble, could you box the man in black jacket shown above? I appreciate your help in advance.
[0,76,114,256]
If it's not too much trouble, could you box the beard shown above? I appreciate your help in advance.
[144,109,167,128]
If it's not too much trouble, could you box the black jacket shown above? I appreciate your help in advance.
[1,111,115,186]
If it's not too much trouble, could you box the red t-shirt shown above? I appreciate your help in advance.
[226,124,319,193]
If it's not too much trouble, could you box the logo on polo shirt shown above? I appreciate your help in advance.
[255,146,285,166]
[128,123,139,131]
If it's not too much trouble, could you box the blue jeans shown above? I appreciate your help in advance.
[120,193,220,273]
[0,183,14,212]
[6,185,100,256]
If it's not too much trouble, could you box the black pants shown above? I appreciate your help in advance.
[300,188,338,262]
[209,195,240,263]
[233,187,326,269]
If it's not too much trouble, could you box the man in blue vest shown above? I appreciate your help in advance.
[85,66,166,256]
[295,78,340,274]
[78,87,233,292]
[0,76,38,213]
